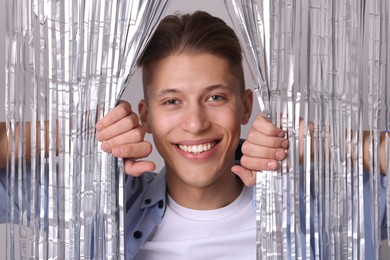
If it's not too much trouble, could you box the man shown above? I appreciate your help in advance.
[1,10,387,260]
[96,11,287,259]
[95,11,387,259]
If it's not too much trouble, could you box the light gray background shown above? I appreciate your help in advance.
[0,0,388,257]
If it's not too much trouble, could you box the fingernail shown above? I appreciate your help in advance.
[278,130,285,137]
[96,133,103,141]
[275,149,285,159]
[267,160,277,169]
[95,122,103,131]
[281,139,289,148]
[101,142,109,152]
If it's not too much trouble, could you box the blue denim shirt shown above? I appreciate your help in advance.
[0,165,387,259]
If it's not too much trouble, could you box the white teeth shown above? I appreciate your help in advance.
[178,142,216,154]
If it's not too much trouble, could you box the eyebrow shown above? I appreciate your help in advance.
[206,84,235,93]
[155,84,234,97]
[155,88,180,97]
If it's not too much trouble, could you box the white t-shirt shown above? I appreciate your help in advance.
[135,186,256,260]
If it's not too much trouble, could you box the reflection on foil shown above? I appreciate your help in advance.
[5,0,169,258]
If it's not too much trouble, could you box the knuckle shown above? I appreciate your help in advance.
[117,104,127,116]
[253,118,262,130]
[240,156,250,168]
[123,113,135,125]
[130,111,140,121]
[240,142,250,155]
[247,130,256,141]
[268,148,276,159]
[242,156,262,171]
[133,129,144,141]
[119,100,132,111]
[139,126,147,135]
[118,103,132,117]
[270,139,278,148]
[142,141,153,154]
[98,131,106,140]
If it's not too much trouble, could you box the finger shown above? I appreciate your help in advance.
[111,141,153,159]
[240,155,280,171]
[241,141,287,161]
[97,113,141,142]
[100,126,146,152]
[246,129,288,149]
[96,101,132,131]
[231,165,256,186]
[123,159,156,176]
[252,114,285,137]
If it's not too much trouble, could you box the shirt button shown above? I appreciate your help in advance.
[133,231,142,239]
[144,199,151,204]
[158,200,164,209]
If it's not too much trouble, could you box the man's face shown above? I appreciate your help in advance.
[139,53,252,191]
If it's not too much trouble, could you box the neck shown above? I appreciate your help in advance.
[166,170,243,210]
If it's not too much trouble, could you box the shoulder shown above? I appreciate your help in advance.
[124,170,167,258]
[124,171,159,210]
[124,169,167,213]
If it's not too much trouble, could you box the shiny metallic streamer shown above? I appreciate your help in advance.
[226,0,297,258]
[366,1,388,258]
[226,0,389,259]
[5,0,169,259]
[225,0,271,257]
[387,0,390,252]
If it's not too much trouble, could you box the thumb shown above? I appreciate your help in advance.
[231,165,256,187]
[124,159,156,176]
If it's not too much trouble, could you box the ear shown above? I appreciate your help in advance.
[138,99,152,133]
[241,89,253,125]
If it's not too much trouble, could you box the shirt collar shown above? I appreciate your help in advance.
[140,168,167,209]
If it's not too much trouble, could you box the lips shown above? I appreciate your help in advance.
[177,141,217,154]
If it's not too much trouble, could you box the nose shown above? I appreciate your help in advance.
[180,103,211,134]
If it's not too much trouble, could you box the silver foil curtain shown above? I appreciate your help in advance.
[5,0,169,259]
[226,0,389,259]
[5,0,390,259]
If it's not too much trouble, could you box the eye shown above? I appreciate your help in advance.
[207,95,225,102]
[163,99,180,105]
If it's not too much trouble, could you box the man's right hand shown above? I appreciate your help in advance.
[95,100,156,176]
[231,114,288,186]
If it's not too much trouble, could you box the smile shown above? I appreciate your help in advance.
[177,142,217,154]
